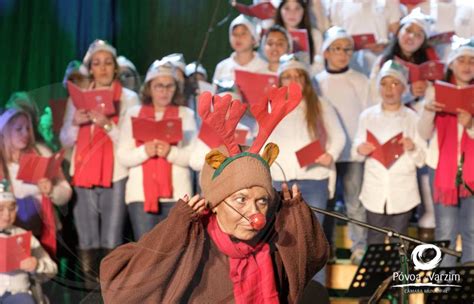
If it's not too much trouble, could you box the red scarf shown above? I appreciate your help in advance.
[206,215,279,304]
[433,79,474,206]
[40,195,56,257]
[72,81,122,188]
[136,105,177,213]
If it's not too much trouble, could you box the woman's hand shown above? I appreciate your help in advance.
[424,101,445,112]
[144,140,158,158]
[457,108,473,129]
[411,80,428,97]
[89,110,111,128]
[183,194,207,214]
[399,137,415,152]
[38,178,53,196]
[72,109,90,126]
[155,140,171,158]
[20,257,38,272]
[281,182,300,200]
[357,142,376,156]
[315,153,333,167]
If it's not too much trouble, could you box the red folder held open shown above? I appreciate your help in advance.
[429,31,455,46]
[395,57,445,82]
[49,98,68,134]
[400,0,426,5]
[0,231,32,272]
[16,150,65,184]
[352,34,376,51]
[235,70,278,105]
[289,29,310,53]
[233,2,276,20]
[132,117,183,144]
[434,81,474,114]
[67,81,116,116]
[295,140,325,168]
[198,122,248,148]
[367,131,404,168]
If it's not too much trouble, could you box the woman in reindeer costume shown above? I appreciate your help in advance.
[100,83,329,304]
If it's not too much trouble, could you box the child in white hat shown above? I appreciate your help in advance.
[117,55,141,93]
[353,60,426,245]
[315,26,372,264]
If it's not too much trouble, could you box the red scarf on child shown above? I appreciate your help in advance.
[433,79,474,206]
[136,105,176,213]
[72,81,122,188]
[40,194,56,257]
[206,215,279,304]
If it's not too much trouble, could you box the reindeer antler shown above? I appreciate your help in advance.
[249,82,302,153]
[198,92,248,155]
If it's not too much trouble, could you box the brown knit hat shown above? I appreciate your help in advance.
[198,83,302,207]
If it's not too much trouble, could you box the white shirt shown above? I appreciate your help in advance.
[117,105,197,204]
[59,87,140,182]
[316,69,372,161]
[351,104,426,214]
[0,226,57,296]
[212,52,268,83]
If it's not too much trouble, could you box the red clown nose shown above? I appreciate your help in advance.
[249,213,266,230]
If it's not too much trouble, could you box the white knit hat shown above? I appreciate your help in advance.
[144,60,177,84]
[0,108,26,133]
[400,8,434,38]
[0,179,14,203]
[117,56,137,72]
[229,14,259,46]
[185,61,208,79]
[83,39,117,66]
[447,36,474,65]
[162,53,186,73]
[377,60,409,90]
[277,53,310,76]
[321,26,354,53]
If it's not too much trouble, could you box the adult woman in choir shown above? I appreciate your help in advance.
[0,108,72,255]
[100,87,329,303]
[59,39,140,281]
[261,24,293,74]
[117,59,197,241]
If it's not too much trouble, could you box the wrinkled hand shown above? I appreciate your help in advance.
[315,153,333,167]
[183,194,207,215]
[38,178,53,196]
[72,109,90,126]
[411,80,428,97]
[457,109,473,129]
[399,137,415,152]
[424,101,445,112]
[281,182,300,200]
[20,257,38,272]
[357,142,376,156]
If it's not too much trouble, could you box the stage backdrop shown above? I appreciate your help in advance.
[0,0,250,108]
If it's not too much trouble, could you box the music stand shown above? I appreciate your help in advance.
[425,266,474,303]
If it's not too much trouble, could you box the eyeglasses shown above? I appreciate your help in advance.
[328,46,354,55]
[153,83,176,91]
[280,74,304,83]
[0,204,18,213]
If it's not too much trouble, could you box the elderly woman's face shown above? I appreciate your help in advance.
[214,186,270,241]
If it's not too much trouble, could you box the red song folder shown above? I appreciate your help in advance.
[400,0,426,5]
[429,31,455,45]
[395,57,445,82]
[235,70,278,105]
[67,81,116,116]
[132,117,183,144]
[295,140,325,168]
[49,98,68,134]
[233,2,276,20]
[16,150,65,184]
[0,231,32,272]
[434,81,474,114]
[289,29,310,53]
[198,122,248,148]
[352,33,376,51]
[367,131,404,168]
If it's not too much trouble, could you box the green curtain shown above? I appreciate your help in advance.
[0,0,250,109]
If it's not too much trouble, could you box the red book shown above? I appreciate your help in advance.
[395,57,445,82]
[429,31,455,46]
[16,150,65,184]
[132,117,183,144]
[49,98,67,134]
[198,122,248,148]
[367,131,404,168]
[0,231,32,272]
[434,81,474,114]
[352,34,376,51]
[233,2,276,20]
[295,140,325,168]
[67,81,115,116]
[235,70,278,105]
[289,29,310,53]
[400,0,426,5]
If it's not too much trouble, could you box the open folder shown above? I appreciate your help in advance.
[0,231,32,272]
[132,117,183,144]
[16,150,65,184]
[198,122,248,148]
[67,81,116,115]
[233,2,276,20]
[434,81,474,114]
[295,140,325,168]
[289,29,310,53]
[352,34,376,51]
[395,57,445,82]
[235,70,278,105]
[429,31,455,46]
[367,131,404,168]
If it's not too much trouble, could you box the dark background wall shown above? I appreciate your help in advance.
[0,0,250,108]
